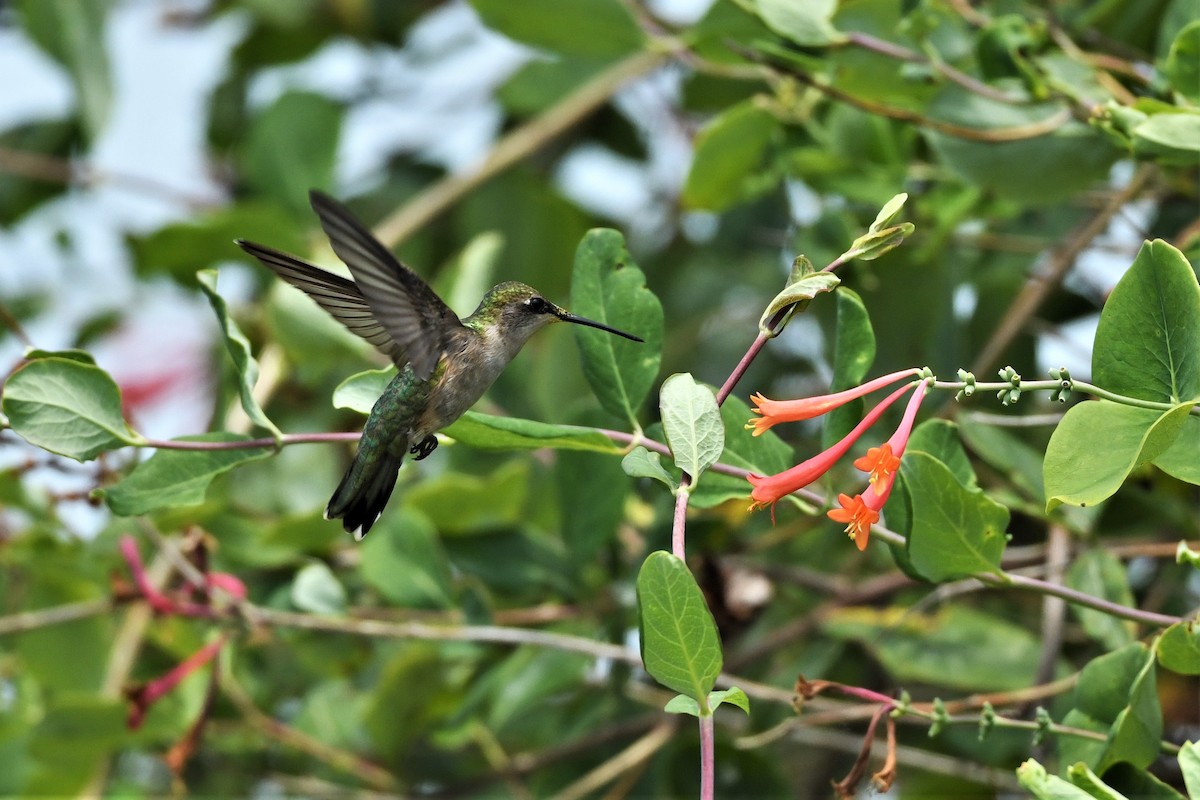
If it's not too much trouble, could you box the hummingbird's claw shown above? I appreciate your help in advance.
[411,435,438,461]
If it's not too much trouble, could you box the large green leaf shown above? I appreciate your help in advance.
[1154,415,1200,484]
[239,91,342,217]
[1058,644,1162,774]
[1093,239,1200,404]
[1044,402,1193,511]
[823,287,876,449]
[15,0,111,140]
[198,270,283,442]
[636,551,722,710]
[569,229,663,426]
[1157,622,1200,675]
[659,373,724,483]
[682,100,782,211]
[1164,21,1200,103]
[444,412,619,453]
[2,355,143,460]
[904,452,1008,581]
[752,0,844,46]
[100,435,272,516]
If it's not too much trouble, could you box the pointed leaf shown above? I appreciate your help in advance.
[758,267,841,335]
[1093,240,1200,404]
[444,411,619,453]
[636,551,722,710]
[100,435,272,516]
[1044,401,1193,511]
[904,452,1008,581]
[622,446,678,492]
[659,373,724,482]
[570,229,663,426]
[3,356,144,461]
[198,270,283,443]
[709,687,750,715]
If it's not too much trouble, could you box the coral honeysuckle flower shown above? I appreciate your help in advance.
[747,369,919,436]
[827,493,880,550]
[827,380,930,549]
[747,384,913,510]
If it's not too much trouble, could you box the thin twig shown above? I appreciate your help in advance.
[553,720,677,800]
[0,597,112,636]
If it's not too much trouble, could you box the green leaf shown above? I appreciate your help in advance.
[445,411,620,453]
[100,435,272,516]
[622,446,679,492]
[1164,21,1200,102]
[1157,622,1200,675]
[239,91,342,217]
[663,687,750,717]
[1181,741,1200,800]
[682,100,782,211]
[1154,415,1200,484]
[291,561,347,615]
[15,0,111,141]
[823,605,1045,691]
[469,0,644,58]
[2,356,143,460]
[570,229,664,426]
[360,508,453,608]
[1016,759,1096,800]
[906,419,977,490]
[636,551,722,710]
[903,452,1008,581]
[1058,643,1162,774]
[1066,549,1136,650]
[405,460,529,535]
[709,686,750,715]
[198,270,283,443]
[752,0,844,46]
[758,262,842,335]
[959,416,1046,503]
[1093,239,1200,404]
[557,448,628,561]
[332,367,393,414]
[1044,402,1193,511]
[659,373,724,483]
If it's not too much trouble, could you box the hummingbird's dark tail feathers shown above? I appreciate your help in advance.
[325,450,404,540]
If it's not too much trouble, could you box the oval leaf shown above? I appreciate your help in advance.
[100,435,272,516]
[636,551,722,709]
[1044,401,1193,511]
[659,373,724,482]
[291,561,347,615]
[1157,622,1200,675]
[903,451,1009,581]
[1093,239,1200,404]
[570,229,663,426]
[2,356,143,461]
[621,446,679,492]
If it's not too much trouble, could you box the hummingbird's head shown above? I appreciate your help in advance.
[476,282,643,353]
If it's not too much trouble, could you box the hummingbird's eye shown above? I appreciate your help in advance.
[524,296,553,315]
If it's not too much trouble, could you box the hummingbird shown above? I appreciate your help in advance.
[236,191,642,539]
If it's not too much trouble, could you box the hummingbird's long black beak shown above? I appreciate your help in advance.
[557,311,644,343]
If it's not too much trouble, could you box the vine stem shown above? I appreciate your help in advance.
[699,714,715,800]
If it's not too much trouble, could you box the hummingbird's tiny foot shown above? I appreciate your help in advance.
[411,435,438,461]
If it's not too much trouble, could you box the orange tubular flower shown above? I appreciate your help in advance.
[747,369,919,436]
[827,494,879,550]
[747,384,913,511]
[827,380,930,549]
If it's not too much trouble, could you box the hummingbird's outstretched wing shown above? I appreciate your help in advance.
[235,240,410,366]
[309,191,465,381]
